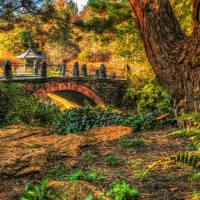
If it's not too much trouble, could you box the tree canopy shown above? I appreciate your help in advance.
[0,0,79,62]
[0,0,193,66]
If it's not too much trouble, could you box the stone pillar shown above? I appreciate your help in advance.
[41,61,47,77]
[80,64,87,77]
[99,64,106,78]
[3,59,13,80]
[72,62,79,77]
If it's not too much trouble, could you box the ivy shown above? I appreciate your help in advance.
[52,105,169,135]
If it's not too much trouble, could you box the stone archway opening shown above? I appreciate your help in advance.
[46,90,96,110]
[33,82,105,106]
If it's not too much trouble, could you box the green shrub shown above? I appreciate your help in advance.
[122,70,170,115]
[120,113,155,131]
[0,83,19,125]
[0,82,61,127]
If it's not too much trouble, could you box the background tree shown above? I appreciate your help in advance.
[75,0,144,66]
[76,0,192,67]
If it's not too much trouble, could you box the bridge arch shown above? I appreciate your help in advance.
[33,82,105,106]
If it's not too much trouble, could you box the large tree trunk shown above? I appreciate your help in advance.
[129,0,200,122]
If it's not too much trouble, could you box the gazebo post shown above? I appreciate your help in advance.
[24,59,26,73]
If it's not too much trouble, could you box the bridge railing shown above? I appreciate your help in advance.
[0,63,127,79]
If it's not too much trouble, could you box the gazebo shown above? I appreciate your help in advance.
[15,47,46,73]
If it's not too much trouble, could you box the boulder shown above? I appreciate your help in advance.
[47,180,111,200]
[0,125,132,177]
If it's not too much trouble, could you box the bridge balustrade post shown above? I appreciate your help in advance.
[95,69,99,78]
[110,72,116,79]
[80,64,87,77]
[99,64,106,78]
[3,60,13,80]
[60,60,66,77]
[72,61,79,77]
[124,64,131,79]
[33,59,39,75]
[41,61,47,77]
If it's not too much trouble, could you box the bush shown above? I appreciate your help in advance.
[0,82,61,127]
[122,68,171,115]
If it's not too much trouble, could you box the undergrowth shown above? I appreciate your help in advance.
[122,73,170,115]
[52,104,170,135]
[172,112,200,147]
[46,165,106,183]
[139,152,200,180]
[0,82,61,127]
[139,112,200,182]
[19,177,60,200]
[106,181,139,200]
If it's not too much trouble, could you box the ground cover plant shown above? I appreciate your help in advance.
[106,181,139,200]
[46,165,106,183]
[0,82,61,127]
[52,104,170,135]
[172,112,200,147]
[2,100,199,199]
[19,177,60,200]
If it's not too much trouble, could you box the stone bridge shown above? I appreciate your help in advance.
[1,76,127,105]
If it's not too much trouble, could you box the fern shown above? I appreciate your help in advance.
[173,152,199,166]
[171,128,189,136]
[172,127,200,146]
[139,157,171,179]
[174,112,200,126]
[190,172,200,181]
[139,152,200,180]
[172,112,200,146]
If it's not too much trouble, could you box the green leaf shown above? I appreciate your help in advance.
[84,195,93,200]
[41,177,49,195]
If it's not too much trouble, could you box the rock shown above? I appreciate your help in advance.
[0,147,47,177]
[46,180,111,200]
[0,125,50,142]
[80,126,132,144]
[0,125,132,177]
[51,134,85,158]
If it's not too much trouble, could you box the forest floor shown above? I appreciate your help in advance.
[1,125,200,200]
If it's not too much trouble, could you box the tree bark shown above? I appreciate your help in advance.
[129,0,200,122]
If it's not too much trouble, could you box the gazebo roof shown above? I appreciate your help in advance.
[15,47,46,59]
